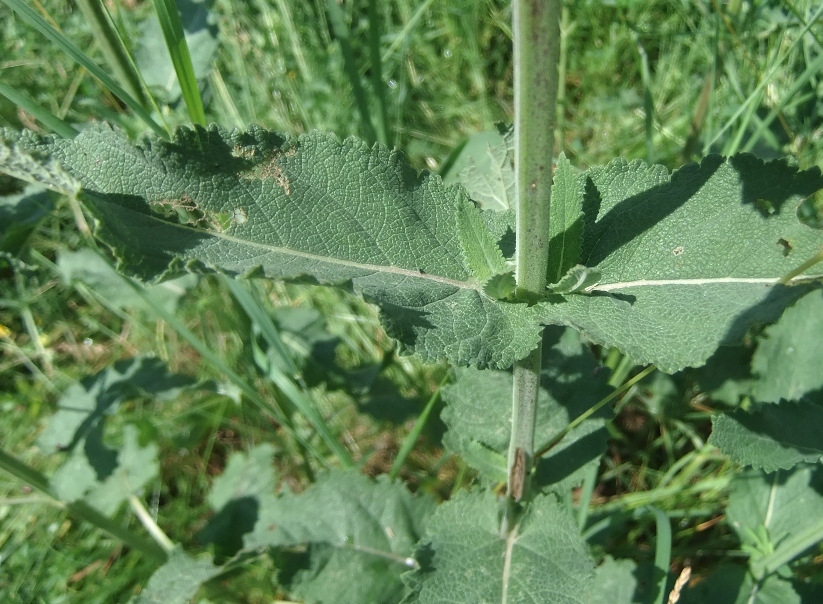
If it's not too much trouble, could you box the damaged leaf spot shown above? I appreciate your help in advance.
[777,238,792,257]
[672,246,685,256]
[234,144,297,196]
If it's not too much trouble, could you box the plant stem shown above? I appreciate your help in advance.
[508,0,562,502]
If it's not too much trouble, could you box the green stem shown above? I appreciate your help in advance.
[507,0,562,503]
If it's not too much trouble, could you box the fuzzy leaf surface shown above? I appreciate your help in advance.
[245,470,434,604]
[547,153,585,283]
[441,326,612,491]
[537,155,823,372]
[0,126,539,369]
[710,400,823,471]
[750,289,823,402]
[402,489,594,604]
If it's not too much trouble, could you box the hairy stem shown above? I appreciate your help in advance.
[508,0,562,503]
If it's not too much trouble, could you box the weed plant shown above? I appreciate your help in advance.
[1,1,822,603]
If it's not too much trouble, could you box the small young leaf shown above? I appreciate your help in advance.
[710,400,823,471]
[547,153,585,284]
[589,557,656,604]
[483,270,516,300]
[750,289,823,403]
[402,489,595,604]
[547,264,602,294]
[455,198,507,283]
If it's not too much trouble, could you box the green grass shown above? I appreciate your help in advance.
[1,0,822,601]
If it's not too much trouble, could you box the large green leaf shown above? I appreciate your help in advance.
[750,289,823,403]
[588,557,656,604]
[0,125,541,369]
[3,127,822,372]
[402,489,595,604]
[680,566,800,604]
[710,400,823,471]
[244,470,434,604]
[441,326,612,490]
[538,155,823,372]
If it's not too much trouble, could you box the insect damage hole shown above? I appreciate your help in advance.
[777,238,792,257]
[672,246,685,256]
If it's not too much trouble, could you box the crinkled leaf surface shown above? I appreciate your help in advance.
[680,566,800,604]
[0,126,540,369]
[441,326,613,491]
[750,289,823,403]
[245,470,434,604]
[710,399,823,471]
[537,155,823,372]
[402,489,594,604]
[3,128,822,372]
[133,549,220,604]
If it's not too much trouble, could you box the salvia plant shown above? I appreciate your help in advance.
[1,0,823,602]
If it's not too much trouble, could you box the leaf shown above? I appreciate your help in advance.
[680,566,800,604]
[245,470,434,604]
[441,326,613,491]
[726,466,823,574]
[456,197,508,283]
[0,125,542,369]
[198,443,277,558]
[134,548,221,604]
[58,248,197,314]
[448,127,514,212]
[37,358,195,513]
[710,400,823,471]
[402,489,595,604]
[750,289,823,403]
[37,356,196,454]
[547,153,585,284]
[537,155,823,372]
[135,0,219,103]
[51,424,158,515]
[588,557,656,604]
[0,184,55,255]
[547,264,602,294]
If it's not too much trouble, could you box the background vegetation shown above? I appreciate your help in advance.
[1,0,822,602]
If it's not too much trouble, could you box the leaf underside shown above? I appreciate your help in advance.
[2,126,822,371]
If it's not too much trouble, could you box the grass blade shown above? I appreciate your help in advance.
[222,276,354,468]
[324,0,378,144]
[1,0,168,138]
[0,81,79,138]
[388,373,448,480]
[649,506,672,604]
[150,0,207,126]
[74,0,148,108]
[367,0,389,145]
